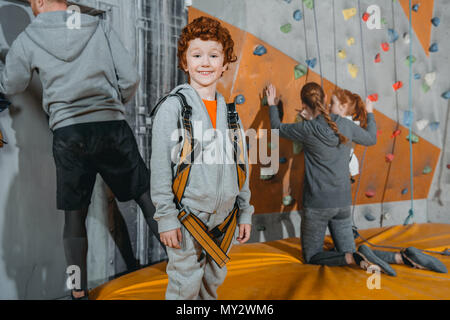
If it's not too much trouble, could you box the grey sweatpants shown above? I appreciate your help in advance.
[165,208,237,300]
[300,206,356,266]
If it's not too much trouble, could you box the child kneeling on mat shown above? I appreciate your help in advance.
[150,16,254,300]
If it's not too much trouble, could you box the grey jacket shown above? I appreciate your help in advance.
[269,105,377,209]
[151,84,254,233]
[0,11,139,130]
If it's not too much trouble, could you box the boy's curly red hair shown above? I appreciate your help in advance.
[177,16,237,72]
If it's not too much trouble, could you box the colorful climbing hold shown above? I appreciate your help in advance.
[342,8,357,20]
[381,17,387,25]
[393,81,403,91]
[447,164,450,170]
[348,64,359,79]
[388,29,399,43]
[253,45,267,56]
[381,42,389,52]
[414,73,421,80]
[403,110,414,127]
[365,190,376,198]
[429,122,440,131]
[424,72,436,87]
[293,9,302,21]
[374,53,381,63]
[303,0,314,10]
[403,32,410,44]
[362,12,370,22]
[364,212,376,221]
[385,153,395,162]
[401,188,408,195]
[406,133,419,143]
[280,157,287,164]
[235,94,245,105]
[429,43,439,53]
[294,63,308,79]
[280,23,292,34]
[338,49,347,59]
[423,165,432,174]
[416,119,429,131]
[391,129,401,138]
[377,130,382,137]
[412,4,420,12]
[431,17,440,27]
[422,83,430,93]
[347,37,355,46]
[368,94,378,102]
[405,55,416,67]
[306,58,317,68]
[282,195,294,206]
[441,91,450,99]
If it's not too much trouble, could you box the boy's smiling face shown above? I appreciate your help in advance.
[185,38,228,92]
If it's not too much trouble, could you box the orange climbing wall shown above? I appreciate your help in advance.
[188,8,441,214]
[399,0,435,56]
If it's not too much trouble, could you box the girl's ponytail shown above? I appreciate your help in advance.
[352,93,368,129]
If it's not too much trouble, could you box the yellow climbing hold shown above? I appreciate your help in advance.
[347,37,355,46]
[348,63,359,78]
[342,8,357,20]
[338,49,347,59]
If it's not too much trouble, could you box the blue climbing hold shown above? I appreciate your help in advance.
[306,58,317,68]
[253,45,267,56]
[293,9,302,21]
[429,43,438,53]
[414,73,421,80]
[442,90,450,99]
[401,188,408,195]
[364,212,376,222]
[412,4,419,12]
[431,17,440,27]
[388,29,399,43]
[403,110,414,128]
[429,122,440,131]
[280,157,287,164]
[235,94,245,105]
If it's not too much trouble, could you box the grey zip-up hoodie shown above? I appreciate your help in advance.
[269,105,377,209]
[151,84,254,233]
[0,11,139,130]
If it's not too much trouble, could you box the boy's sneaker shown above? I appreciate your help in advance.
[401,247,448,273]
[355,245,397,276]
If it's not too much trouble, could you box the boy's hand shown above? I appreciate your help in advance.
[237,224,251,244]
[265,84,278,106]
[365,97,374,113]
[160,228,182,249]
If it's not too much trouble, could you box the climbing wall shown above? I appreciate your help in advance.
[189,0,450,239]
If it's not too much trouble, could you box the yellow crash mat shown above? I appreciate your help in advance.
[90,223,450,300]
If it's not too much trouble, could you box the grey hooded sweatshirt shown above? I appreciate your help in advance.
[269,105,377,209]
[151,84,254,234]
[0,11,139,130]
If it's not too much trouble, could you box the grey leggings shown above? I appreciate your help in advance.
[300,207,356,266]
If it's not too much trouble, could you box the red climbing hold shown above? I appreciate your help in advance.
[374,53,381,63]
[393,81,403,91]
[447,164,450,169]
[377,130,382,137]
[381,42,389,52]
[391,129,401,138]
[368,94,378,102]
[385,153,395,162]
[365,190,376,198]
[362,12,370,22]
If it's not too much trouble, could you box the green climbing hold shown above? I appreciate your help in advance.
[283,195,294,206]
[406,133,419,143]
[423,165,432,174]
[281,23,292,34]
[303,0,314,10]
[405,55,416,67]
[381,17,387,25]
[422,82,430,93]
[294,63,308,79]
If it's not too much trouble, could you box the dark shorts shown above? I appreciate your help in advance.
[52,120,149,211]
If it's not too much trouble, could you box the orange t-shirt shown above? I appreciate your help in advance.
[202,99,217,129]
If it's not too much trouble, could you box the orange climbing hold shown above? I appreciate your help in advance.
[368,94,378,102]
[362,12,370,22]
[393,81,403,91]
[381,42,389,52]
[385,153,395,162]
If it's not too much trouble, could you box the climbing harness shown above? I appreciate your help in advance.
[150,90,247,268]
